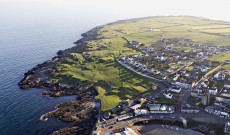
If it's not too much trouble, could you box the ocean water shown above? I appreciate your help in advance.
[0,12,81,135]
[0,1,143,134]
[0,2,112,135]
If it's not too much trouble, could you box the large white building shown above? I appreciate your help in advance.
[117,114,133,121]
[148,104,175,114]
[169,86,182,93]
[209,89,218,95]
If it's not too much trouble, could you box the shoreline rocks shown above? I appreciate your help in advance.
[40,90,99,135]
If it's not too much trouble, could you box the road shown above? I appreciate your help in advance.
[116,59,162,81]
[134,124,205,135]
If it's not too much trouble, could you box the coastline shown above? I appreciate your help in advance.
[18,26,104,134]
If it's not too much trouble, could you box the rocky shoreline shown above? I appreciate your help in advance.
[42,89,99,135]
[18,26,104,135]
[18,25,103,90]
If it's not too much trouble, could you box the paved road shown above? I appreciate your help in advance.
[116,59,162,81]
[135,124,205,135]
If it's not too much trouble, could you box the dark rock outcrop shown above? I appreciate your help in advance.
[41,90,99,135]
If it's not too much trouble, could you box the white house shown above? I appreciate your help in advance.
[134,109,148,116]
[181,105,199,113]
[160,56,166,61]
[147,27,154,32]
[117,114,133,121]
[214,72,225,80]
[130,104,141,110]
[164,93,173,99]
[224,85,230,89]
[169,86,182,93]
[220,112,229,118]
[209,89,218,95]
[175,82,191,89]
[200,66,209,72]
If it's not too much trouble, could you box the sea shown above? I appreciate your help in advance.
[0,0,156,134]
[0,1,132,135]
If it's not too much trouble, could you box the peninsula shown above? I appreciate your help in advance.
[19,16,230,135]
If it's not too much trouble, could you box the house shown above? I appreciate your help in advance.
[160,71,166,76]
[209,88,218,95]
[134,109,148,116]
[199,66,209,72]
[224,85,230,89]
[184,50,190,53]
[174,55,180,59]
[169,86,182,93]
[201,93,210,106]
[214,72,225,80]
[182,56,188,60]
[148,104,175,114]
[216,88,230,103]
[130,104,141,110]
[181,104,199,113]
[177,61,185,65]
[101,119,117,128]
[117,113,133,121]
[171,65,178,69]
[224,122,230,134]
[175,81,191,89]
[165,46,172,50]
[147,27,154,32]
[205,103,230,118]
[163,93,173,99]
[125,99,134,106]
[220,112,229,118]
[167,68,173,73]
[197,52,204,57]
[152,84,158,90]
[148,104,161,112]
[201,81,208,87]
[160,56,166,61]
[191,91,199,97]
[153,70,160,75]
[205,106,215,113]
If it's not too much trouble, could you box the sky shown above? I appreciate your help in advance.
[0,0,230,26]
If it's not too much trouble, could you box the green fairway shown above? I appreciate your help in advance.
[95,86,121,111]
